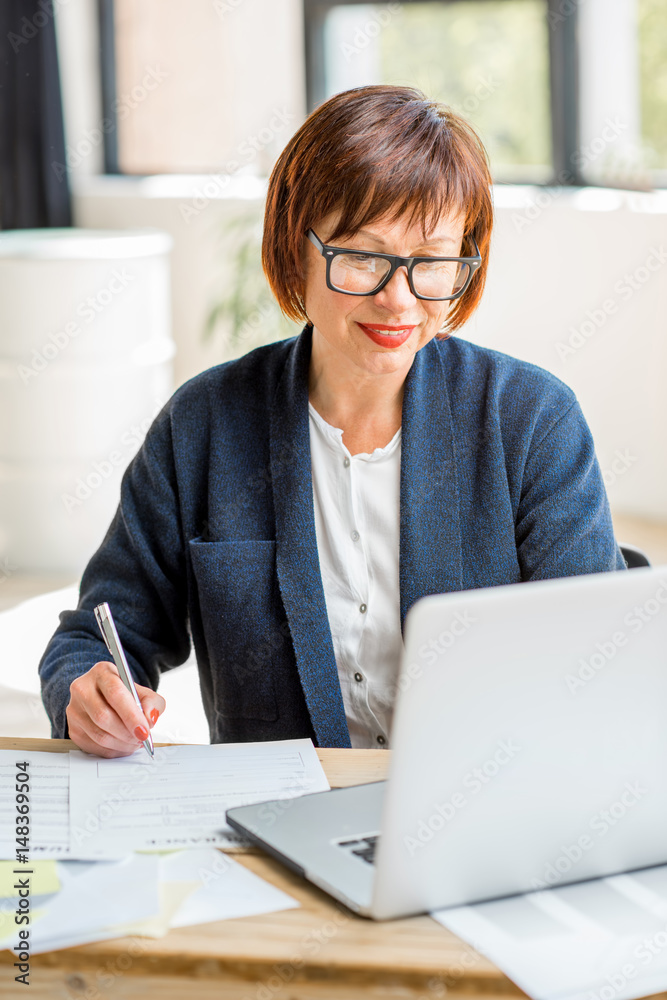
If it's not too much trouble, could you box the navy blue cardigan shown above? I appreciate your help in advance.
[39,327,625,747]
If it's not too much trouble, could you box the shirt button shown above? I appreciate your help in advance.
[343,457,350,468]
[359,603,367,614]
[351,530,360,541]
[376,735,386,746]
[354,672,363,682]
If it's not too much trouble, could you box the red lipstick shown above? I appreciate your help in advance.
[357,323,415,348]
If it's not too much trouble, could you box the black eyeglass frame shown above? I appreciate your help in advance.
[306,229,482,301]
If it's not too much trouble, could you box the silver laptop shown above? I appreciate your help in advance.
[226,565,667,919]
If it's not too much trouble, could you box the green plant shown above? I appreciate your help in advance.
[204,211,300,352]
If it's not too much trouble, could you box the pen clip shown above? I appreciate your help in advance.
[94,604,114,658]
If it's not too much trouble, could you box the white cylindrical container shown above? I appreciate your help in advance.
[0,228,174,574]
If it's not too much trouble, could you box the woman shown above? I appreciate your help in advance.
[39,85,625,758]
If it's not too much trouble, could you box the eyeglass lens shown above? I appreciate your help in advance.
[329,253,471,298]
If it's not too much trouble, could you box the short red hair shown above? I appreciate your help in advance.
[262,85,493,335]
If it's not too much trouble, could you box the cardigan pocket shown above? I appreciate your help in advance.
[188,538,280,721]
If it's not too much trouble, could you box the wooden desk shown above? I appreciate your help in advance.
[0,738,522,999]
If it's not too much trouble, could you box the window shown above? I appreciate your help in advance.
[97,0,666,187]
[99,0,305,175]
[639,0,667,182]
[317,1,553,182]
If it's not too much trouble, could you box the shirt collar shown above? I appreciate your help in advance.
[308,401,401,463]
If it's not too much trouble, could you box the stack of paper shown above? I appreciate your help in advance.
[0,850,298,954]
[433,866,667,1000]
[0,739,329,858]
[0,738,329,953]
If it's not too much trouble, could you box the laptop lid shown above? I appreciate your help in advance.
[371,565,667,917]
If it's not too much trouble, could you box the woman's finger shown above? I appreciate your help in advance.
[94,663,158,741]
[67,661,152,755]
[137,687,166,729]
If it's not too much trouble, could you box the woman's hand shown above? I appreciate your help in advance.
[66,661,166,758]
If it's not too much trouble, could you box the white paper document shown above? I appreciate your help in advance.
[0,750,70,859]
[68,738,329,858]
[432,865,667,1000]
[0,854,159,954]
[0,849,298,955]
[159,848,299,927]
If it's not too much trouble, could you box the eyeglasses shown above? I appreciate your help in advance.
[306,229,482,301]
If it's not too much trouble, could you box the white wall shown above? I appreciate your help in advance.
[468,186,667,521]
[72,174,270,385]
[54,0,667,523]
[73,177,667,522]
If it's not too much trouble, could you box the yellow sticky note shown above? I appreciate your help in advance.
[0,862,60,898]
[109,881,199,939]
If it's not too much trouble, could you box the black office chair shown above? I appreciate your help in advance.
[619,543,651,569]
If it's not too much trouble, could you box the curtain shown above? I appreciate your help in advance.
[0,0,72,229]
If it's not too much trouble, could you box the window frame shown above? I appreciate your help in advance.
[303,0,582,186]
[97,0,581,184]
[98,0,120,174]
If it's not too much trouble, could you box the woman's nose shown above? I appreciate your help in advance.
[372,265,417,313]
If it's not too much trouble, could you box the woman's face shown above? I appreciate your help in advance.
[303,208,466,377]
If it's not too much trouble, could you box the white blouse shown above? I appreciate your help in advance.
[308,401,403,749]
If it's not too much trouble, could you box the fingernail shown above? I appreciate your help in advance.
[135,725,149,741]
[149,709,159,726]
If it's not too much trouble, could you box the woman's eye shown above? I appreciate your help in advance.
[340,253,376,269]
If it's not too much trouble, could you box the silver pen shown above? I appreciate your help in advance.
[94,602,155,758]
